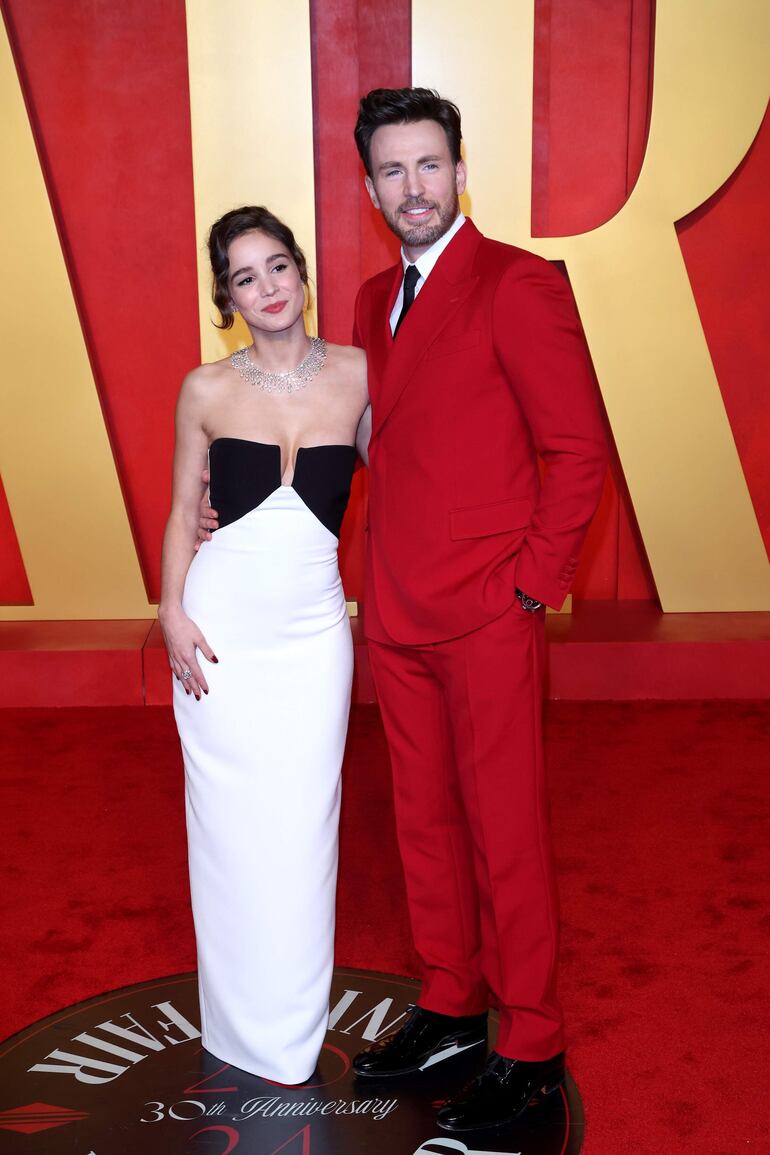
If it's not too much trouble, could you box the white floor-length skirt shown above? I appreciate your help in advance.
[173,486,353,1083]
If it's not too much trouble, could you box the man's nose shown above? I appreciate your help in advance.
[403,167,425,198]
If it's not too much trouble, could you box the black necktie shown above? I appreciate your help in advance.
[393,264,421,337]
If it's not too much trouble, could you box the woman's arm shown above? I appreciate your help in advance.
[159,371,217,698]
[355,403,371,467]
[354,348,370,466]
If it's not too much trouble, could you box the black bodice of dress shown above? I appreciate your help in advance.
[208,438,357,539]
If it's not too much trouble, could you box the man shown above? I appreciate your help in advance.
[348,88,606,1132]
[200,88,607,1131]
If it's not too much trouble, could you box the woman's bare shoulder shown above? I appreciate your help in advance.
[324,341,366,364]
[323,342,367,387]
[180,356,235,396]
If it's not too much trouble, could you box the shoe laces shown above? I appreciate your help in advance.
[478,1051,520,1087]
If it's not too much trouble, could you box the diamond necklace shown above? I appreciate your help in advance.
[230,337,327,394]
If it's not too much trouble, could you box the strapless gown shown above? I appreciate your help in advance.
[173,437,356,1083]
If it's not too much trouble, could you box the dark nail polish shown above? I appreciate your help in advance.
[212,656,219,663]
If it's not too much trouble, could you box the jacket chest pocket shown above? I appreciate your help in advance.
[426,329,481,360]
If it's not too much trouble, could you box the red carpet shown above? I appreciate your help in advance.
[1,701,768,1153]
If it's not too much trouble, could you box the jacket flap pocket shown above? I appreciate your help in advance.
[449,497,532,540]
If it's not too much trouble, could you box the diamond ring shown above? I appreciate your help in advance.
[182,669,193,680]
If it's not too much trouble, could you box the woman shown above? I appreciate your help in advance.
[159,206,369,1084]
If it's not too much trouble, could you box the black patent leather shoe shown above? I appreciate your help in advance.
[436,1049,565,1131]
[352,1004,488,1078]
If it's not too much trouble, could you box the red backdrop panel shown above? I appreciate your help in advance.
[533,0,655,236]
[311,0,410,597]
[2,0,200,602]
[677,106,770,561]
[0,478,32,604]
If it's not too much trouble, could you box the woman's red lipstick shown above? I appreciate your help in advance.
[262,300,287,314]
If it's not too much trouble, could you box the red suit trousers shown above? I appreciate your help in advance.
[368,601,564,1060]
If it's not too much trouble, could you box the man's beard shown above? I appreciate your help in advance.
[381,193,459,249]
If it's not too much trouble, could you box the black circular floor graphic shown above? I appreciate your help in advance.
[0,970,583,1154]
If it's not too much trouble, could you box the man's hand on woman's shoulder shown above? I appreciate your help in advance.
[195,468,220,550]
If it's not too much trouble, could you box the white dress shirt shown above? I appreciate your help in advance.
[388,212,467,335]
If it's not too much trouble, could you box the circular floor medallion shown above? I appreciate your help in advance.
[0,970,583,1153]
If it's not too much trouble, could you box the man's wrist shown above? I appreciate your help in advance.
[515,587,544,613]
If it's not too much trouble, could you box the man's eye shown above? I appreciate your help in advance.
[385,168,401,177]
[423,163,438,171]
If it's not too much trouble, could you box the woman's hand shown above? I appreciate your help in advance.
[159,604,218,700]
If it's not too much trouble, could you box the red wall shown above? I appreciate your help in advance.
[1,0,767,607]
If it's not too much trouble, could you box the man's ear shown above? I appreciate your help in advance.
[455,159,467,197]
[364,174,381,210]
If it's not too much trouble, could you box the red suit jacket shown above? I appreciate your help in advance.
[353,219,608,646]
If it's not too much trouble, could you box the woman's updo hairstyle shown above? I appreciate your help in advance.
[208,206,309,330]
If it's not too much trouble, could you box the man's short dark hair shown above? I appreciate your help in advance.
[354,87,462,177]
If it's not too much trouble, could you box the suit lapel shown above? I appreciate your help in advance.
[371,220,482,440]
[367,264,402,388]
